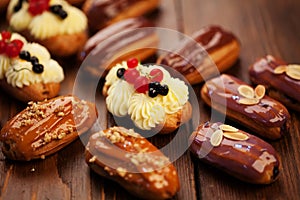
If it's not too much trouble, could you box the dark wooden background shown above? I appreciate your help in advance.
[1,0,300,199]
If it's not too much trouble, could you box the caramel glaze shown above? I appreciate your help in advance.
[189,122,281,184]
[158,25,237,75]
[0,95,97,161]
[85,126,179,199]
[249,55,300,104]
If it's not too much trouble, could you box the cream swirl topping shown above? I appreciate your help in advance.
[105,61,128,87]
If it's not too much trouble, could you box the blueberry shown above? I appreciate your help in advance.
[58,10,68,19]
[14,3,22,12]
[116,68,126,78]
[19,50,31,61]
[148,87,158,98]
[149,81,160,90]
[159,84,169,96]
[49,5,63,14]
[30,56,39,65]
[32,64,44,74]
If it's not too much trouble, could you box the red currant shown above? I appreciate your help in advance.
[1,31,11,41]
[0,41,6,54]
[134,76,149,93]
[124,68,140,84]
[6,43,20,57]
[28,0,50,16]
[150,68,164,82]
[127,58,139,68]
[11,39,24,51]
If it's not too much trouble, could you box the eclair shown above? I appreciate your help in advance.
[7,0,88,57]
[0,95,97,161]
[83,0,160,31]
[103,58,192,134]
[189,122,281,184]
[249,55,300,112]
[79,17,159,77]
[0,31,64,102]
[86,126,180,199]
[201,74,290,140]
[157,25,240,85]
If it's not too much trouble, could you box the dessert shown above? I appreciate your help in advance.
[0,31,64,102]
[0,0,9,13]
[201,74,290,140]
[79,17,159,77]
[66,0,86,6]
[83,0,160,32]
[157,25,240,85]
[86,126,180,199]
[7,0,88,57]
[103,58,192,134]
[189,122,281,184]
[249,55,300,112]
[0,95,97,161]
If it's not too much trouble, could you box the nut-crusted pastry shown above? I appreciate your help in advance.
[83,0,160,31]
[0,95,97,161]
[189,122,281,184]
[103,58,192,134]
[249,55,300,112]
[157,25,240,85]
[86,126,180,199]
[201,74,290,140]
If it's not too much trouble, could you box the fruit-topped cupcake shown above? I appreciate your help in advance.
[0,31,64,102]
[103,58,192,134]
[7,0,88,57]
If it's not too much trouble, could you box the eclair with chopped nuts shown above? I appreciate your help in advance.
[249,55,300,112]
[85,126,180,199]
[0,95,97,161]
[189,122,281,184]
[201,74,290,139]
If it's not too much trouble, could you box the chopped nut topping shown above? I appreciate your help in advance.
[254,85,265,100]
[89,156,97,163]
[238,98,259,105]
[223,131,249,141]
[116,167,127,177]
[41,155,45,159]
[219,124,238,132]
[57,112,65,117]
[274,64,300,80]
[274,65,287,74]
[237,85,266,105]
[210,129,223,147]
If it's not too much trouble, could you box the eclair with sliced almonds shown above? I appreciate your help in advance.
[85,126,180,199]
[0,95,97,161]
[189,122,281,184]
[201,74,290,140]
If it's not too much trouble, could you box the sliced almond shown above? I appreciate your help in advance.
[238,85,254,99]
[273,65,287,74]
[210,129,223,147]
[238,98,259,105]
[219,124,238,132]
[286,64,300,80]
[223,131,249,141]
[254,85,265,99]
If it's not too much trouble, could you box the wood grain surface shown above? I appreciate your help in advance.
[1,0,300,199]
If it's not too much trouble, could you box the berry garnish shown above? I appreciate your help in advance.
[149,87,158,98]
[158,84,169,96]
[0,41,6,54]
[150,68,164,82]
[58,10,68,19]
[1,31,11,41]
[6,43,21,57]
[127,58,139,68]
[11,39,24,50]
[49,5,62,13]
[32,63,44,74]
[134,76,149,93]
[28,0,50,16]
[19,50,31,61]
[124,68,140,84]
[30,56,39,65]
[149,81,160,89]
[117,68,126,78]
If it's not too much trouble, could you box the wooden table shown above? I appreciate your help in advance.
[1,0,300,199]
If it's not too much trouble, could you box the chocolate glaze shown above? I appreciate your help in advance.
[249,55,300,103]
[189,122,281,184]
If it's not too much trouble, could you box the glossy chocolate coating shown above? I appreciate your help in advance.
[189,122,281,184]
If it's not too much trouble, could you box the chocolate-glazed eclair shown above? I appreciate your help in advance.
[83,0,160,31]
[86,126,180,199]
[201,74,290,140]
[0,95,97,161]
[249,55,300,112]
[189,122,281,184]
[157,25,240,85]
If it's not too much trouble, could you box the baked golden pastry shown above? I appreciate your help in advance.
[0,31,64,102]
[249,55,300,112]
[83,0,160,31]
[86,126,180,199]
[0,0,9,13]
[0,95,97,161]
[201,74,290,140]
[103,58,192,134]
[7,0,88,57]
[189,122,281,184]
[157,25,240,85]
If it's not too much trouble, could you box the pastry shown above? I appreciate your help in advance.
[0,0,9,13]
[66,0,86,6]
[157,25,240,85]
[86,126,180,199]
[7,0,88,57]
[0,31,64,102]
[83,0,160,32]
[79,17,159,77]
[201,74,290,140]
[189,122,281,184]
[103,58,192,134]
[0,95,97,161]
[249,55,300,112]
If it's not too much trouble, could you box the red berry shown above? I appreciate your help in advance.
[11,39,24,50]
[28,0,50,16]
[0,41,6,54]
[1,31,11,41]
[150,68,164,82]
[134,76,149,93]
[124,69,140,84]
[6,43,20,57]
[127,58,139,68]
